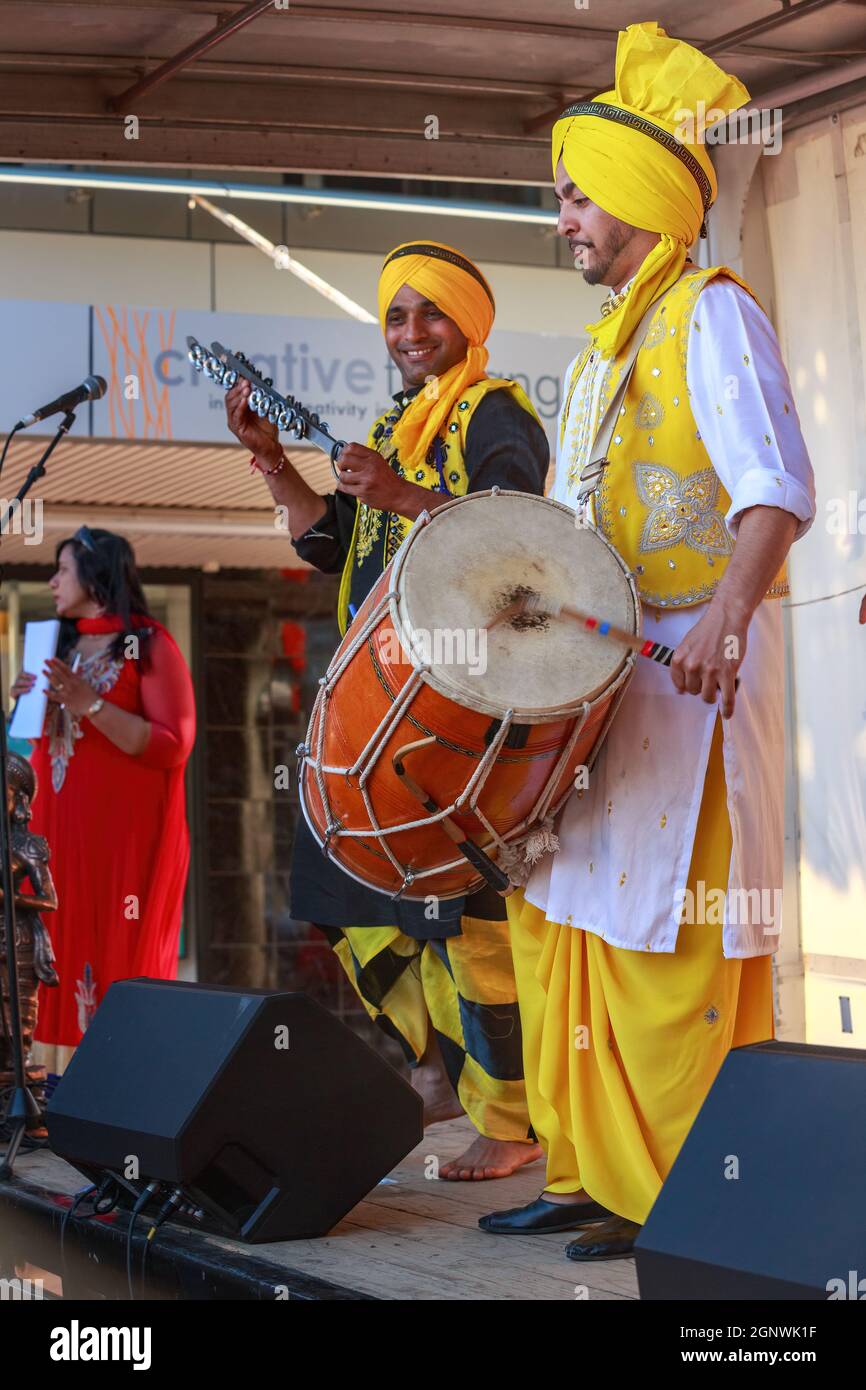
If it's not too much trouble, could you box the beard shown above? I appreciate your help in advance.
[580,221,632,285]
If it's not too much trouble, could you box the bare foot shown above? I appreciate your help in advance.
[439,1136,544,1181]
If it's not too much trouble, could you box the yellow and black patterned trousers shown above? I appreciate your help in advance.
[323,916,534,1143]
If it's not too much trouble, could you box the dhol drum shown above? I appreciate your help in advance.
[298,489,639,900]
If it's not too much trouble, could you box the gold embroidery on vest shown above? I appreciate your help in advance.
[634,463,734,557]
[355,501,383,562]
[677,273,707,384]
[560,344,594,449]
[592,266,770,606]
[635,392,665,430]
[566,353,619,489]
[643,313,668,350]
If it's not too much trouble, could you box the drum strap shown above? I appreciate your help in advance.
[576,269,693,505]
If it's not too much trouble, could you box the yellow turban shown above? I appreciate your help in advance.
[377,240,495,472]
[551,21,749,358]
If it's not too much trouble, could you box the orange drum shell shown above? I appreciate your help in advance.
[301,574,617,900]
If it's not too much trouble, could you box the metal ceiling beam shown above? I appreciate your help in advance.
[0,0,848,63]
[702,0,845,56]
[523,0,853,134]
[0,52,571,100]
[3,44,849,76]
[0,72,545,142]
[749,48,866,105]
[0,121,551,184]
[107,0,276,111]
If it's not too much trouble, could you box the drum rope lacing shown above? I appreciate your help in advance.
[315,706,516,846]
[473,703,590,880]
[298,491,642,896]
[305,587,399,836]
[301,603,537,893]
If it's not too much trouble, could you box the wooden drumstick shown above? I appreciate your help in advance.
[488,595,739,686]
[486,595,674,663]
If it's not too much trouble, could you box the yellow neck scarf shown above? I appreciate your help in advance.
[377,240,496,470]
[551,21,749,358]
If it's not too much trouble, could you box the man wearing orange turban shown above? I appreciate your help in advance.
[480,22,815,1257]
[226,239,549,1182]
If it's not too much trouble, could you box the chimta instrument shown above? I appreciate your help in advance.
[186,335,345,478]
[298,489,640,900]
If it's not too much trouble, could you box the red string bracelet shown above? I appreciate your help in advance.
[249,453,286,477]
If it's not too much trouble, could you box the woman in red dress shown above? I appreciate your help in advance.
[11,526,196,1061]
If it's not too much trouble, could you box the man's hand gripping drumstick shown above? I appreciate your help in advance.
[487,588,748,704]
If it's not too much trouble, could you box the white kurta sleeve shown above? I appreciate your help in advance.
[686,279,816,539]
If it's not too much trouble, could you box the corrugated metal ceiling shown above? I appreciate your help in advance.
[0,433,332,568]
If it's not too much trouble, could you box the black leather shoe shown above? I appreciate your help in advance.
[479,1195,611,1235]
[564,1215,642,1260]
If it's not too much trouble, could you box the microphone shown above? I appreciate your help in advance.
[16,375,107,428]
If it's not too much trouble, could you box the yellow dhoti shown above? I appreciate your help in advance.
[508,717,774,1224]
[328,915,533,1143]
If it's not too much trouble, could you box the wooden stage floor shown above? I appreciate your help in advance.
[5,1117,638,1301]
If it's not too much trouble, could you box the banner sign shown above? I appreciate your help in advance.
[0,301,578,448]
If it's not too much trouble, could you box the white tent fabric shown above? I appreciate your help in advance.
[762,104,866,1043]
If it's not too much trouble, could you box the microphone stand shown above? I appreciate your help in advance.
[0,409,76,1179]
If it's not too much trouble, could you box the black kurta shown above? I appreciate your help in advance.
[290,385,550,939]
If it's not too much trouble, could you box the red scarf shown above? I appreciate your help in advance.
[76,613,166,636]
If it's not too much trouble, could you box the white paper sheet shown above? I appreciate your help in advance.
[9,619,60,739]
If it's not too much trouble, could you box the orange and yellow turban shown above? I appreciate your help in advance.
[377,240,495,472]
[551,21,749,357]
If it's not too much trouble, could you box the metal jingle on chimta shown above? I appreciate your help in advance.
[187,332,346,478]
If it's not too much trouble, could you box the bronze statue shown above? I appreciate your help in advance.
[0,754,59,1126]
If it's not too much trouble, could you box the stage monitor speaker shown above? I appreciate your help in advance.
[47,978,423,1243]
[635,1040,866,1299]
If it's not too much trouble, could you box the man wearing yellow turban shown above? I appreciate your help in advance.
[225,239,548,1181]
[480,23,815,1255]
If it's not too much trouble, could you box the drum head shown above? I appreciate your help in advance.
[394,491,638,720]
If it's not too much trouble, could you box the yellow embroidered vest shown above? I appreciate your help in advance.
[583,266,788,607]
[337,376,538,633]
